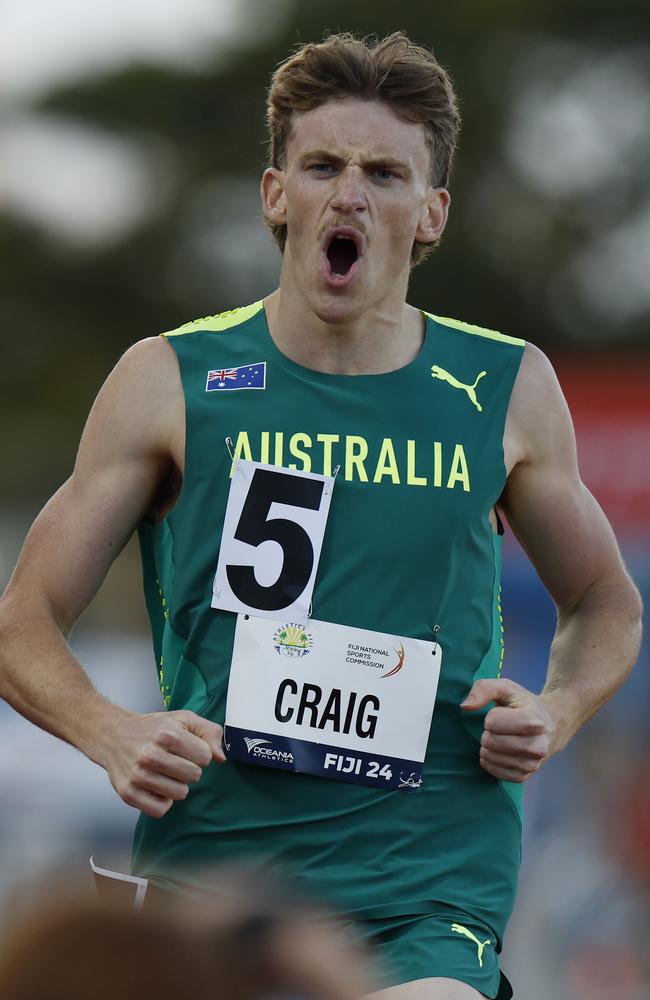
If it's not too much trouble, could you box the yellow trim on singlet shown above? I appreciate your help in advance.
[162,300,264,337]
[424,312,525,347]
[162,301,524,347]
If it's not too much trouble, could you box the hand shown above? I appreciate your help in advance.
[99,709,225,817]
[461,678,559,782]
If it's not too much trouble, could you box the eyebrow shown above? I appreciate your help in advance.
[299,149,413,177]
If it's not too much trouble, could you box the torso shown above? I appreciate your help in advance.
[133,302,525,938]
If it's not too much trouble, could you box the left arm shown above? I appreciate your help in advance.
[463,344,643,782]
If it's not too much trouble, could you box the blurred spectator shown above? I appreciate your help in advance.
[0,868,374,1000]
[503,726,650,999]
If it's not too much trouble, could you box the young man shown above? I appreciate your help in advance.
[0,32,642,1000]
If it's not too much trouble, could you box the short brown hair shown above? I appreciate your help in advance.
[265,31,461,265]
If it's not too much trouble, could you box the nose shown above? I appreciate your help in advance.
[330,167,367,214]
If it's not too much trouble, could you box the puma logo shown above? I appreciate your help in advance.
[431,365,486,412]
[450,923,492,968]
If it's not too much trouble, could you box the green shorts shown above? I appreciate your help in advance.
[348,911,513,999]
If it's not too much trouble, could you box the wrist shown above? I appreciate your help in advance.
[75,697,136,768]
[538,688,582,753]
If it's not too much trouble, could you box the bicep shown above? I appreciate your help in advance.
[4,338,180,633]
[500,346,627,612]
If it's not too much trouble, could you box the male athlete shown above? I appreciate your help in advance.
[0,32,642,1000]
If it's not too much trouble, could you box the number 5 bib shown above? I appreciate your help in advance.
[212,458,335,619]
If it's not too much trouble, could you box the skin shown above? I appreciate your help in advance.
[0,97,643,1000]
[369,980,481,1000]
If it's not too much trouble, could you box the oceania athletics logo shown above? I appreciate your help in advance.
[244,738,271,752]
[243,736,294,765]
[273,623,313,658]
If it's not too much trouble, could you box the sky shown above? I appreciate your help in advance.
[2,0,252,100]
[0,0,289,244]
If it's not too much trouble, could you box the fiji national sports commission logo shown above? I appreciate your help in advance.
[273,623,313,658]
[382,643,405,678]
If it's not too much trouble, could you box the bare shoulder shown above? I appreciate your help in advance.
[101,335,181,414]
[81,335,184,468]
[499,341,638,611]
[2,337,184,628]
[504,341,577,474]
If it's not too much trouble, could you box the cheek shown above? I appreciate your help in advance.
[285,189,318,243]
[377,204,421,256]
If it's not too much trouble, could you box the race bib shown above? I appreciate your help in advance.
[212,459,335,620]
[224,615,442,792]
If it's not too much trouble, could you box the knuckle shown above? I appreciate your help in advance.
[122,783,138,806]
[158,727,180,752]
[136,747,159,770]
[173,711,195,727]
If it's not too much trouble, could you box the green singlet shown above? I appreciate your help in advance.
[133,301,524,997]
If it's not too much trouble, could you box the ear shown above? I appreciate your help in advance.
[261,167,287,225]
[415,187,450,244]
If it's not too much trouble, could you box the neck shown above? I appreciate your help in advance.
[264,270,425,376]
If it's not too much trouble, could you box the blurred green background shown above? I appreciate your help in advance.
[1,2,648,998]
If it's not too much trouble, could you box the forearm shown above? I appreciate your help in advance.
[0,599,133,767]
[540,572,643,752]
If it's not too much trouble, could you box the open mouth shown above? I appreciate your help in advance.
[321,226,364,287]
[328,235,358,275]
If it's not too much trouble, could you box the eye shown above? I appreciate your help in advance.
[373,167,396,181]
[308,163,336,174]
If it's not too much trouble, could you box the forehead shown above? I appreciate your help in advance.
[285,97,431,173]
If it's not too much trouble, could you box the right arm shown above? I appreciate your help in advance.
[0,337,224,817]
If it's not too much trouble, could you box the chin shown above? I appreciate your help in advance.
[306,282,381,326]
[308,287,369,327]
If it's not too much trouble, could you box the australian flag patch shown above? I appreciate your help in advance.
[205,362,266,392]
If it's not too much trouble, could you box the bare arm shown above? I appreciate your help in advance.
[0,337,224,816]
[463,343,643,781]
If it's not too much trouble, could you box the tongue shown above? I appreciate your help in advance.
[327,238,357,276]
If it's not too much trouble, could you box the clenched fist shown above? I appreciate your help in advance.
[461,678,561,783]
[98,709,225,817]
